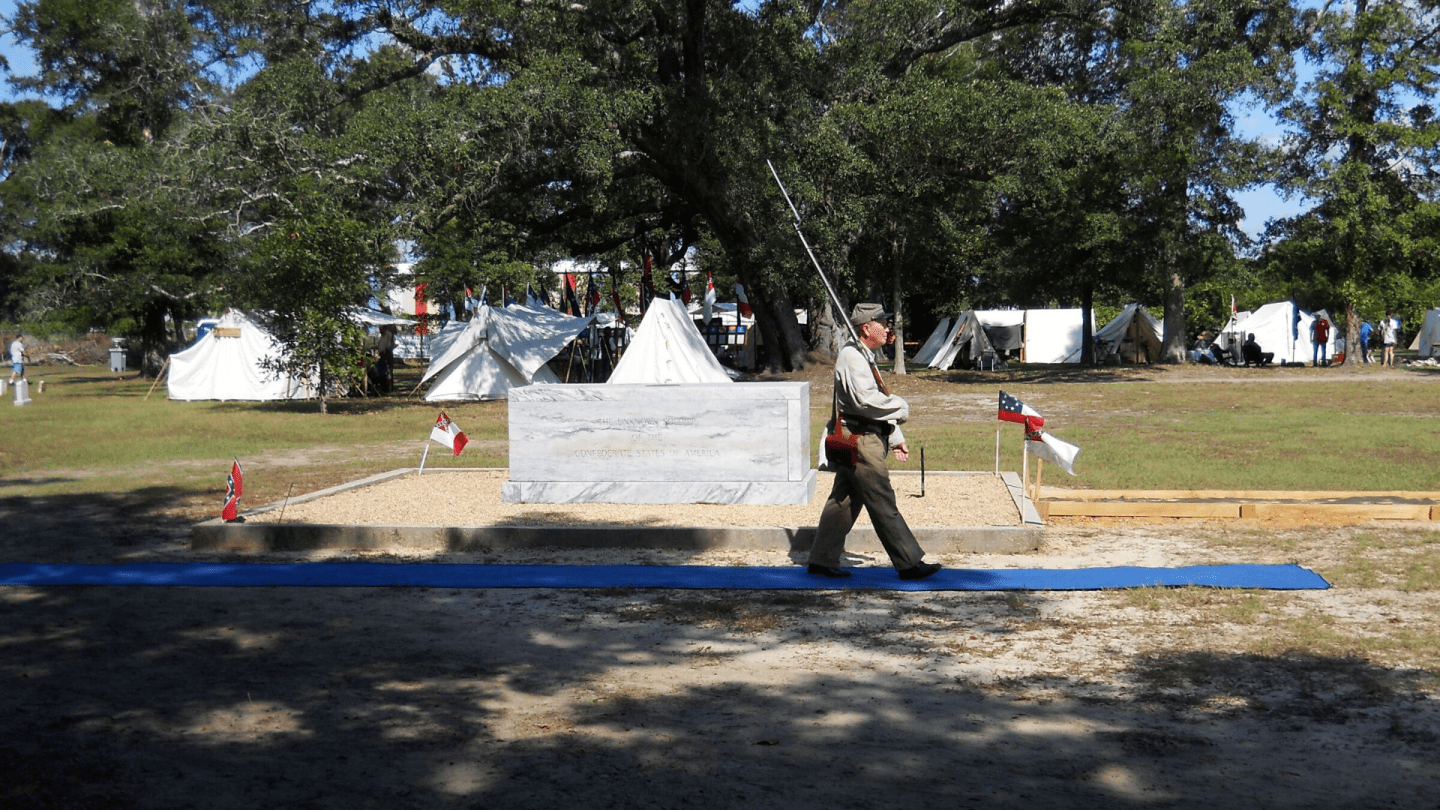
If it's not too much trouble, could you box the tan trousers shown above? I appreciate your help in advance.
[808,433,925,570]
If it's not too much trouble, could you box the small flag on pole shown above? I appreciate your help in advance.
[221,458,244,522]
[1025,427,1080,476]
[702,271,716,324]
[430,412,468,456]
[998,390,1044,428]
[736,283,753,318]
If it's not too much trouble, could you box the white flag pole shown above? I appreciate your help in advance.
[418,444,430,477]
[1020,437,1029,513]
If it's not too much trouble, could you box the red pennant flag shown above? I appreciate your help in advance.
[221,458,244,522]
[610,273,626,325]
[430,412,468,456]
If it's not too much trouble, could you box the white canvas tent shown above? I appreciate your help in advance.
[167,310,318,401]
[608,296,734,384]
[1408,308,1440,356]
[975,309,1087,364]
[926,311,1001,370]
[912,316,958,367]
[421,304,593,401]
[1214,301,1334,364]
[1087,304,1164,363]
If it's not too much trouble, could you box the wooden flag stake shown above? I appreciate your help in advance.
[418,444,430,476]
[277,483,296,522]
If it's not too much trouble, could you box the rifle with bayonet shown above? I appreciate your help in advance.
[766,159,890,395]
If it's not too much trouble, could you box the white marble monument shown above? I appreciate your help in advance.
[504,382,815,504]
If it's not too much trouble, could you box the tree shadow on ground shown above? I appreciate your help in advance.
[1,584,1435,809]
[933,365,1165,385]
[0,488,199,562]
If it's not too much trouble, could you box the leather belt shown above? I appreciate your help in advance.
[840,414,893,437]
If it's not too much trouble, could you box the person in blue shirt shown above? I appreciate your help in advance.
[1358,320,1373,363]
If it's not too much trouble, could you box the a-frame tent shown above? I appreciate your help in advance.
[912,316,958,367]
[926,311,1001,370]
[1408,308,1440,356]
[421,304,593,401]
[167,310,319,401]
[608,296,734,384]
[1085,303,1164,363]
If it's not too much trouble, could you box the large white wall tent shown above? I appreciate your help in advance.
[1215,301,1335,364]
[974,309,1087,364]
[1408,308,1440,357]
[421,304,593,401]
[167,310,319,401]
[608,297,734,384]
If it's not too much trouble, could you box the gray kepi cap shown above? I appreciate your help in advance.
[850,303,891,327]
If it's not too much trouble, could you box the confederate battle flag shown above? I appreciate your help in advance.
[430,412,468,456]
[221,458,244,522]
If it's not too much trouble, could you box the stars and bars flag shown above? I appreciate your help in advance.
[430,412,468,456]
[998,390,1044,428]
[221,458,244,522]
[1025,426,1080,476]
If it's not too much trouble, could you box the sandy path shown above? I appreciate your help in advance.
[253,469,1022,528]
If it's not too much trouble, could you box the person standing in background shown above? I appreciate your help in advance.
[1382,312,1400,367]
[1311,317,1330,366]
[8,334,27,382]
[1359,320,1373,363]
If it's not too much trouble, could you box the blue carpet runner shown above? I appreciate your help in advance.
[0,562,1329,590]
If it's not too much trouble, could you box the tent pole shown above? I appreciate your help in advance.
[1034,459,1044,502]
[143,356,171,401]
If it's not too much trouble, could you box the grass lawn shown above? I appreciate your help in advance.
[2,359,1438,513]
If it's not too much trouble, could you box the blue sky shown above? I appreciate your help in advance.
[0,0,1311,239]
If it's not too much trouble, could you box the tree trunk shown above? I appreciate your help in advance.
[1080,284,1095,364]
[1342,302,1361,367]
[891,231,906,375]
[1160,269,1188,364]
[141,303,169,378]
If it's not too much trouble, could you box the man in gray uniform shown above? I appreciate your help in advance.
[807,304,941,581]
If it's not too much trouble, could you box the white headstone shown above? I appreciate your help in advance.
[504,382,815,504]
[13,379,31,406]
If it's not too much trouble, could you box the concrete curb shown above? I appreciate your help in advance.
[193,468,1044,555]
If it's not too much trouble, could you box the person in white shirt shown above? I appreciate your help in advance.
[8,334,26,382]
[1382,312,1400,368]
[806,304,940,581]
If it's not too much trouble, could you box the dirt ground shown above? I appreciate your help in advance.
[3,362,1439,808]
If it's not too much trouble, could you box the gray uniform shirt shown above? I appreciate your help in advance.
[834,341,908,447]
